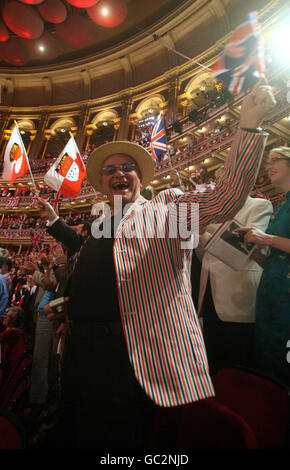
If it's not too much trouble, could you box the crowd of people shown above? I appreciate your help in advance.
[0,78,289,449]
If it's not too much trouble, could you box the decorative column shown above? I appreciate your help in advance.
[41,135,51,160]
[84,129,93,152]
[117,95,133,140]
[0,112,10,155]
[75,105,90,151]
[27,132,36,155]
[113,120,120,141]
[29,112,49,160]
[167,75,180,122]
[0,133,10,159]
[180,99,188,117]
[1,78,14,107]
[130,122,136,141]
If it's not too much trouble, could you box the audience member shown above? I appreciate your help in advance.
[28,254,56,413]
[35,78,275,449]
[196,166,273,375]
[237,146,290,387]
[0,248,9,319]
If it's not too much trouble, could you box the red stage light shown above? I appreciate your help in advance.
[65,0,98,7]
[55,13,95,48]
[38,0,68,24]
[0,22,9,43]
[0,38,30,66]
[3,2,44,39]
[87,0,127,28]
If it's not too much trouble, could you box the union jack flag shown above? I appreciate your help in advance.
[150,113,168,163]
[30,232,43,251]
[30,194,38,207]
[50,191,63,213]
[212,11,265,95]
[6,196,20,208]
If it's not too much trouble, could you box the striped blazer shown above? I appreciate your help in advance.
[48,129,268,407]
[110,129,268,407]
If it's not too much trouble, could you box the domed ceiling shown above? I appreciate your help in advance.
[0,0,189,67]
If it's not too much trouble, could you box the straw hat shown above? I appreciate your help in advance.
[86,141,155,192]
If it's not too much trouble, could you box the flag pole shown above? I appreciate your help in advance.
[14,120,38,193]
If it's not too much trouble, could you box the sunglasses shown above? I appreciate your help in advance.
[102,162,137,175]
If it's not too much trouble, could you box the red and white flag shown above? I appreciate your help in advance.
[44,136,86,198]
[2,125,29,184]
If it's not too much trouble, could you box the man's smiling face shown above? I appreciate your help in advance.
[99,153,143,207]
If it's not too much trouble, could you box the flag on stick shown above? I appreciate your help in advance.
[150,113,168,163]
[44,135,86,198]
[2,125,29,184]
[50,191,63,213]
[211,11,265,95]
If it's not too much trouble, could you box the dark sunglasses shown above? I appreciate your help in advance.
[102,162,136,175]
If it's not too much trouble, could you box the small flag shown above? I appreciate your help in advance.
[30,232,43,251]
[30,194,38,207]
[150,113,168,163]
[44,135,86,198]
[211,11,265,95]
[41,195,51,203]
[2,124,29,184]
[6,196,20,208]
[50,191,63,213]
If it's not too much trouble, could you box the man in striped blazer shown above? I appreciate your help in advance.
[38,78,276,449]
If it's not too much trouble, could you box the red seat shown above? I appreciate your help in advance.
[0,355,32,411]
[176,398,257,449]
[0,410,25,449]
[213,368,290,449]
[0,335,32,412]
[151,397,257,449]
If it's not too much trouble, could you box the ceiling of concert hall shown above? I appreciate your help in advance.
[0,0,190,67]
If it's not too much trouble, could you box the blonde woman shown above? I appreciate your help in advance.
[237,147,290,387]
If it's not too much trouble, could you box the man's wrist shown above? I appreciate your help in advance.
[46,215,59,227]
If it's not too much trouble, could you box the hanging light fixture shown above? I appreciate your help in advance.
[55,13,95,47]
[0,22,9,42]
[65,0,98,7]
[19,0,45,4]
[3,1,44,39]
[37,0,68,24]
[0,38,30,66]
[87,0,127,28]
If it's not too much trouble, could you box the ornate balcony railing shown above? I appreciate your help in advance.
[0,228,53,246]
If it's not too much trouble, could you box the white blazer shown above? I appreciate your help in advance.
[197,196,273,323]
